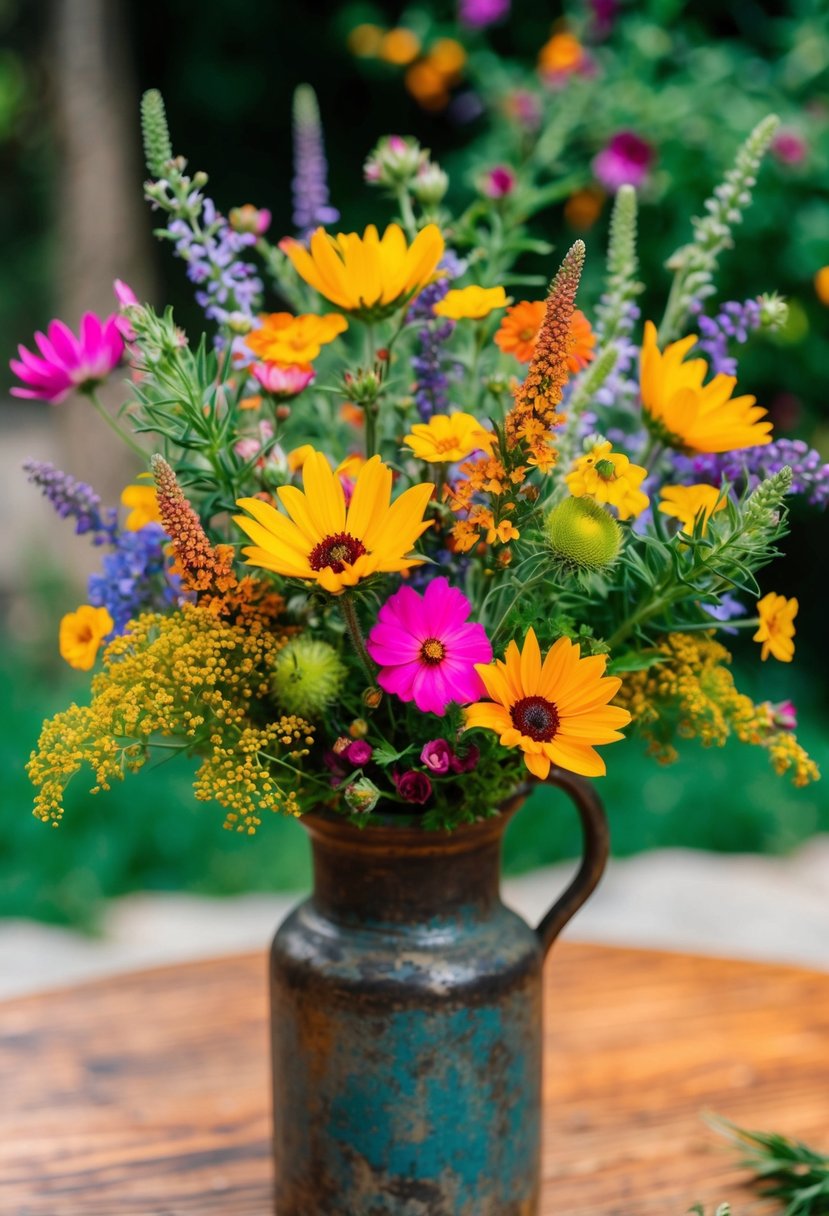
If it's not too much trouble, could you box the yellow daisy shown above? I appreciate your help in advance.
[433,285,509,320]
[59,605,114,671]
[465,628,631,779]
[121,484,163,532]
[234,452,434,595]
[658,484,727,535]
[281,223,445,319]
[640,321,773,453]
[404,412,496,463]
[565,440,649,520]
[753,592,798,662]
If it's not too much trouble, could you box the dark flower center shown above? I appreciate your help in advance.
[309,531,367,573]
[511,695,560,742]
[419,637,446,665]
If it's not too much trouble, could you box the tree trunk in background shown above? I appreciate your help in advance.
[53,0,154,509]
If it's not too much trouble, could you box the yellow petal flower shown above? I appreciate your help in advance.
[59,605,114,671]
[245,312,347,365]
[121,485,163,531]
[404,412,496,463]
[281,224,445,320]
[658,484,727,535]
[234,452,433,595]
[753,592,798,663]
[465,628,630,779]
[433,285,509,320]
[564,440,649,520]
[640,321,773,453]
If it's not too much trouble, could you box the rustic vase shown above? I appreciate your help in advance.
[269,768,609,1216]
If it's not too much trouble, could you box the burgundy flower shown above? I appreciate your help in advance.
[482,166,517,200]
[394,770,433,804]
[450,744,480,774]
[420,739,453,775]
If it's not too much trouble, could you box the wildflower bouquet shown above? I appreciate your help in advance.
[19,90,820,839]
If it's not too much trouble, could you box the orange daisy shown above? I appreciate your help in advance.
[495,302,596,371]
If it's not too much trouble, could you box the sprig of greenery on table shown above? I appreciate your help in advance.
[709,1118,829,1215]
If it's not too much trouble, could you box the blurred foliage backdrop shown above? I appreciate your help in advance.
[1,0,827,927]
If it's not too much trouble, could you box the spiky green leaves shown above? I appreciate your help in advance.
[141,89,173,178]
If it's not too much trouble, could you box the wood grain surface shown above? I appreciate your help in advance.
[1,942,827,1214]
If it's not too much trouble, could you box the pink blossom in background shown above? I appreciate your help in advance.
[482,166,517,199]
[769,700,798,731]
[367,577,492,716]
[10,313,124,404]
[229,204,272,236]
[253,362,315,398]
[458,0,509,28]
[503,89,542,133]
[420,739,453,774]
[592,132,654,192]
[113,279,140,341]
[771,130,808,166]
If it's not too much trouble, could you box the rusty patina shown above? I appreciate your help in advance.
[270,769,608,1215]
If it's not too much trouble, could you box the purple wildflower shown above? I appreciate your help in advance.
[87,523,180,634]
[166,196,263,326]
[693,297,763,377]
[675,439,829,508]
[24,460,118,544]
[407,280,458,420]
[702,593,745,634]
[292,84,339,238]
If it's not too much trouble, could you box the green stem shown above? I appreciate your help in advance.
[606,584,682,650]
[340,593,377,688]
[395,187,417,239]
[364,405,378,460]
[87,390,147,460]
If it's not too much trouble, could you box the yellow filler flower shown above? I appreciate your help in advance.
[59,605,114,671]
[235,451,434,595]
[404,412,496,463]
[640,321,773,453]
[433,285,509,320]
[121,484,163,531]
[753,592,798,662]
[281,223,444,319]
[565,440,649,520]
[465,628,630,779]
[658,484,726,535]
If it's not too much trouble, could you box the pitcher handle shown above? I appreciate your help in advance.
[534,767,610,957]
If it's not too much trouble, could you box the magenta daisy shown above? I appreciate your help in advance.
[367,577,492,715]
[10,312,124,404]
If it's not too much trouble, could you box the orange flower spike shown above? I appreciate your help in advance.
[151,455,237,596]
[505,240,585,453]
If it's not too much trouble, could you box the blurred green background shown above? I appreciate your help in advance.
[1,0,827,930]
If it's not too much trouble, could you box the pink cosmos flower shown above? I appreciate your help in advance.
[593,132,654,192]
[253,362,315,399]
[11,312,125,404]
[367,577,492,716]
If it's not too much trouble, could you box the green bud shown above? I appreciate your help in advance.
[743,465,792,531]
[271,638,346,719]
[141,89,173,178]
[546,497,622,573]
[344,777,381,815]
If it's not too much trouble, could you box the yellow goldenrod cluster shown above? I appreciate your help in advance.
[449,242,584,555]
[617,632,819,787]
[27,605,313,828]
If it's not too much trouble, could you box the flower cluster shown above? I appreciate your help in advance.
[16,92,820,838]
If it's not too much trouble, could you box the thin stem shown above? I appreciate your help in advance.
[340,593,377,688]
[364,405,378,460]
[87,390,147,460]
[395,187,417,239]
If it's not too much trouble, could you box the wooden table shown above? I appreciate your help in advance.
[1,943,827,1214]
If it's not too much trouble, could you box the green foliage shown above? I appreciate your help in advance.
[595,185,643,343]
[140,88,174,178]
[711,1117,829,1215]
